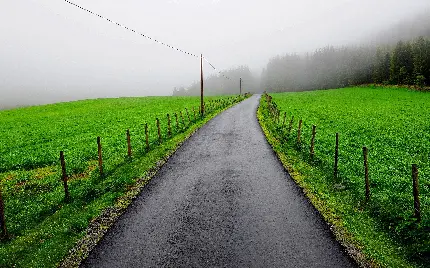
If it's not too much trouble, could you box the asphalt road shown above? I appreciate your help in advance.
[82,95,355,268]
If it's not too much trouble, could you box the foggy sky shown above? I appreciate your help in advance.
[1,0,429,109]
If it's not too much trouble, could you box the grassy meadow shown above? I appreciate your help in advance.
[0,95,245,267]
[259,86,429,267]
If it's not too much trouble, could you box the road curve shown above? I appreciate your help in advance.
[82,95,355,268]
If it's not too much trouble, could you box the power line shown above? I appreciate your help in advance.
[62,0,232,80]
[203,56,232,80]
[62,0,198,58]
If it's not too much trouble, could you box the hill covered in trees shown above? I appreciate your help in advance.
[261,36,430,92]
[262,11,430,93]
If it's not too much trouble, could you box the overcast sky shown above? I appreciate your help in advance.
[1,0,429,108]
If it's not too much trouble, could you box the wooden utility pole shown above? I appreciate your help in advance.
[200,54,204,116]
[240,77,242,95]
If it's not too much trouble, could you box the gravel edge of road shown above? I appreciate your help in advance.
[256,102,372,268]
[57,101,245,268]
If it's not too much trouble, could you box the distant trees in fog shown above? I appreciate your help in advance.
[262,36,430,92]
[172,66,259,96]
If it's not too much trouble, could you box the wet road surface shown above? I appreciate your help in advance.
[82,95,355,267]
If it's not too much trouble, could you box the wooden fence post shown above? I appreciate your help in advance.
[156,118,162,144]
[60,151,70,202]
[97,136,103,177]
[310,125,316,159]
[334,133,339,180]
[185,108,191,124]
[363,147,370,202]
[297,119,302,143]
[0,188,7,239]
[180,111,185,127]
[412,164,421,222]
[175,113,179,131]
[126,129,132,157]
[167,114,171,138]
[288,116,294,133]
[145,123,150,151]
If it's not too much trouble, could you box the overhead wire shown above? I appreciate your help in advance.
[203,56,231,80]
[63,0,198,58]
[62,0,232,80]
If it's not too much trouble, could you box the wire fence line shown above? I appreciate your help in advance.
[0,95,249,239]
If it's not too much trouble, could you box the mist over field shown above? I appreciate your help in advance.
[1,0,430,109]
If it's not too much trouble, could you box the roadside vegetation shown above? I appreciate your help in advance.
[258,86,429,267]
[0,95,247,267]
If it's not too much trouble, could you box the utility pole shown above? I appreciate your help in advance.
[240,77,242,95]
[200,54,204,116]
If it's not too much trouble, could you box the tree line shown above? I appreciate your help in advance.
[261,36,430,92]
[172,66,260,96]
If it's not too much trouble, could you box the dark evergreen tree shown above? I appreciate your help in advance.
[390,41,414,84]
[412,36,430,86]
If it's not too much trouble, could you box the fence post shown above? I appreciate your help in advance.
[288,116,294,133]
[334,133,339,181]
[167,114,171,138]
[126,129,132,157]
[297,119,302,143]
[185,108,191,124]
[310,125,316,159]
[97,136,103,177]
[267,96,273,115]
[156,118,162,144]
[363,147,370,202]
[60,151,70,202]
[0,188,7,239]
[145,123,150,151]
[412,164,421,222]
[175,113,179,131]
[180,111,185,127]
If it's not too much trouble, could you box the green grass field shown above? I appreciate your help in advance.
[259,86,429,267]
[0,95,244,267]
